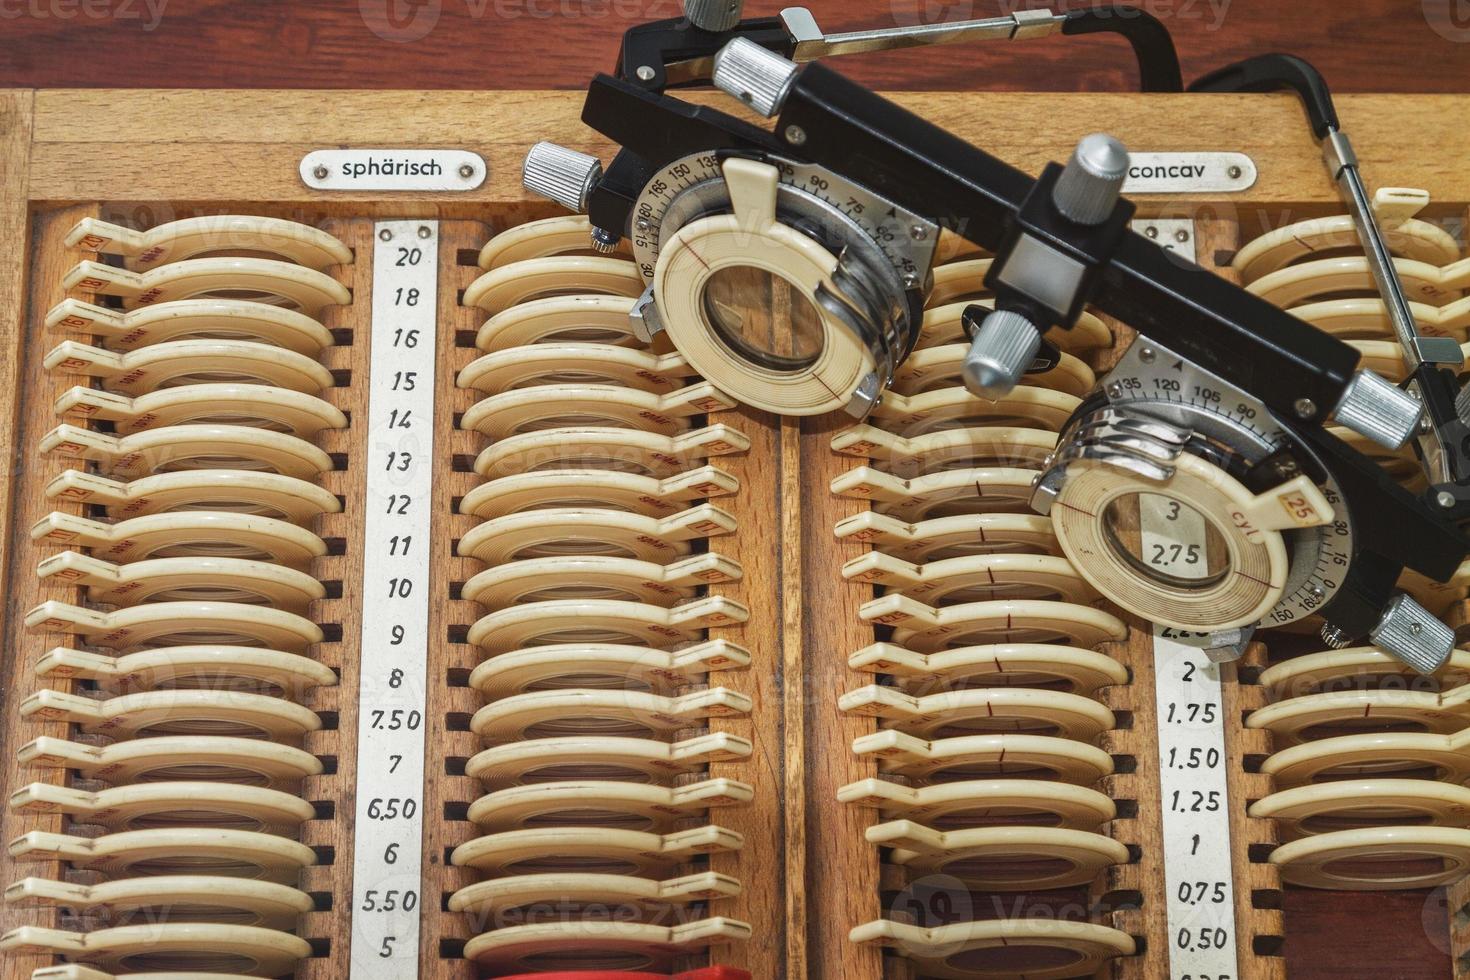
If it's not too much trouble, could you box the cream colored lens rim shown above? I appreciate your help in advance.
[1250,778,1470,838]
[9,827,316,882]
[46,338,335,395]
[25,599,323,653]
[68,215,352,270]
[9,779,315,833]
[1270,825,1470,890]
[832,465,1041,520]
[477,214,632,270]
[842,550,1096,605]
[41,423,333,480]
[1261,729,1470,788]
[457,342,690,394]
[1247,254,1470,309]
[20,688,321,743]
[46,467,340,523]
[449,869,740,918]
[475,294,644,352]
[32,510,327,569]
[832,424,1057,476]
[449,824,743,875]
[458,465,737,520]
[462,553,741,609]
[456,504,735,565]
[853,729,1114,785]
[834,511,1061,559]
[870,819,1129,891]
[848,641,1127,695]
[464,732,752,788]
[870,384,1081,434]
[34,645,337,698]
[849,917,1135,980]
[1232,202,1461,284]
[470,687,752,741]
[462,918,751,971]
[467,640,749,699]
[652,158,875,416]
[1048,450,1333,631]
[1257,646,1470,698]
[473,423,750,480]
[37,551,324,611]
[467,595,748,653]
[0,923,312,976]
[65,257,352,314]
[1248,687,1470,747]
[47,297,335,355]
[464,776,752,831]
[19,733,323,787]
[56,383,346,437]
[862,595,1128,654]
[839,775,1115,829]
[464,256,644,316]
[5,874,314,929]
[842,684,1113,741]
[461,381,733,440]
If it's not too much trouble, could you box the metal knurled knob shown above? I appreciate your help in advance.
[1052,133,1129,226]
[962,309,1043,400]
[711,37,799,118]
[1332,368,1423,451]
[685,0,743,32]
[522,142,602,213]
[1370,594,1455,675]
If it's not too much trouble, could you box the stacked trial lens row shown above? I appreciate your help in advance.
[1,216,356,978]
[834,234,1140,979]
[448,215,754,974]
[1235,188,1470,892]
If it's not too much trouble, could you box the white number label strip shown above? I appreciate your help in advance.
[1122,152,1257,194]
[1146,492,1240,979]
[350,221,439,975]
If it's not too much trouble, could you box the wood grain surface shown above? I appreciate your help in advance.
[0,0,1467,92]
